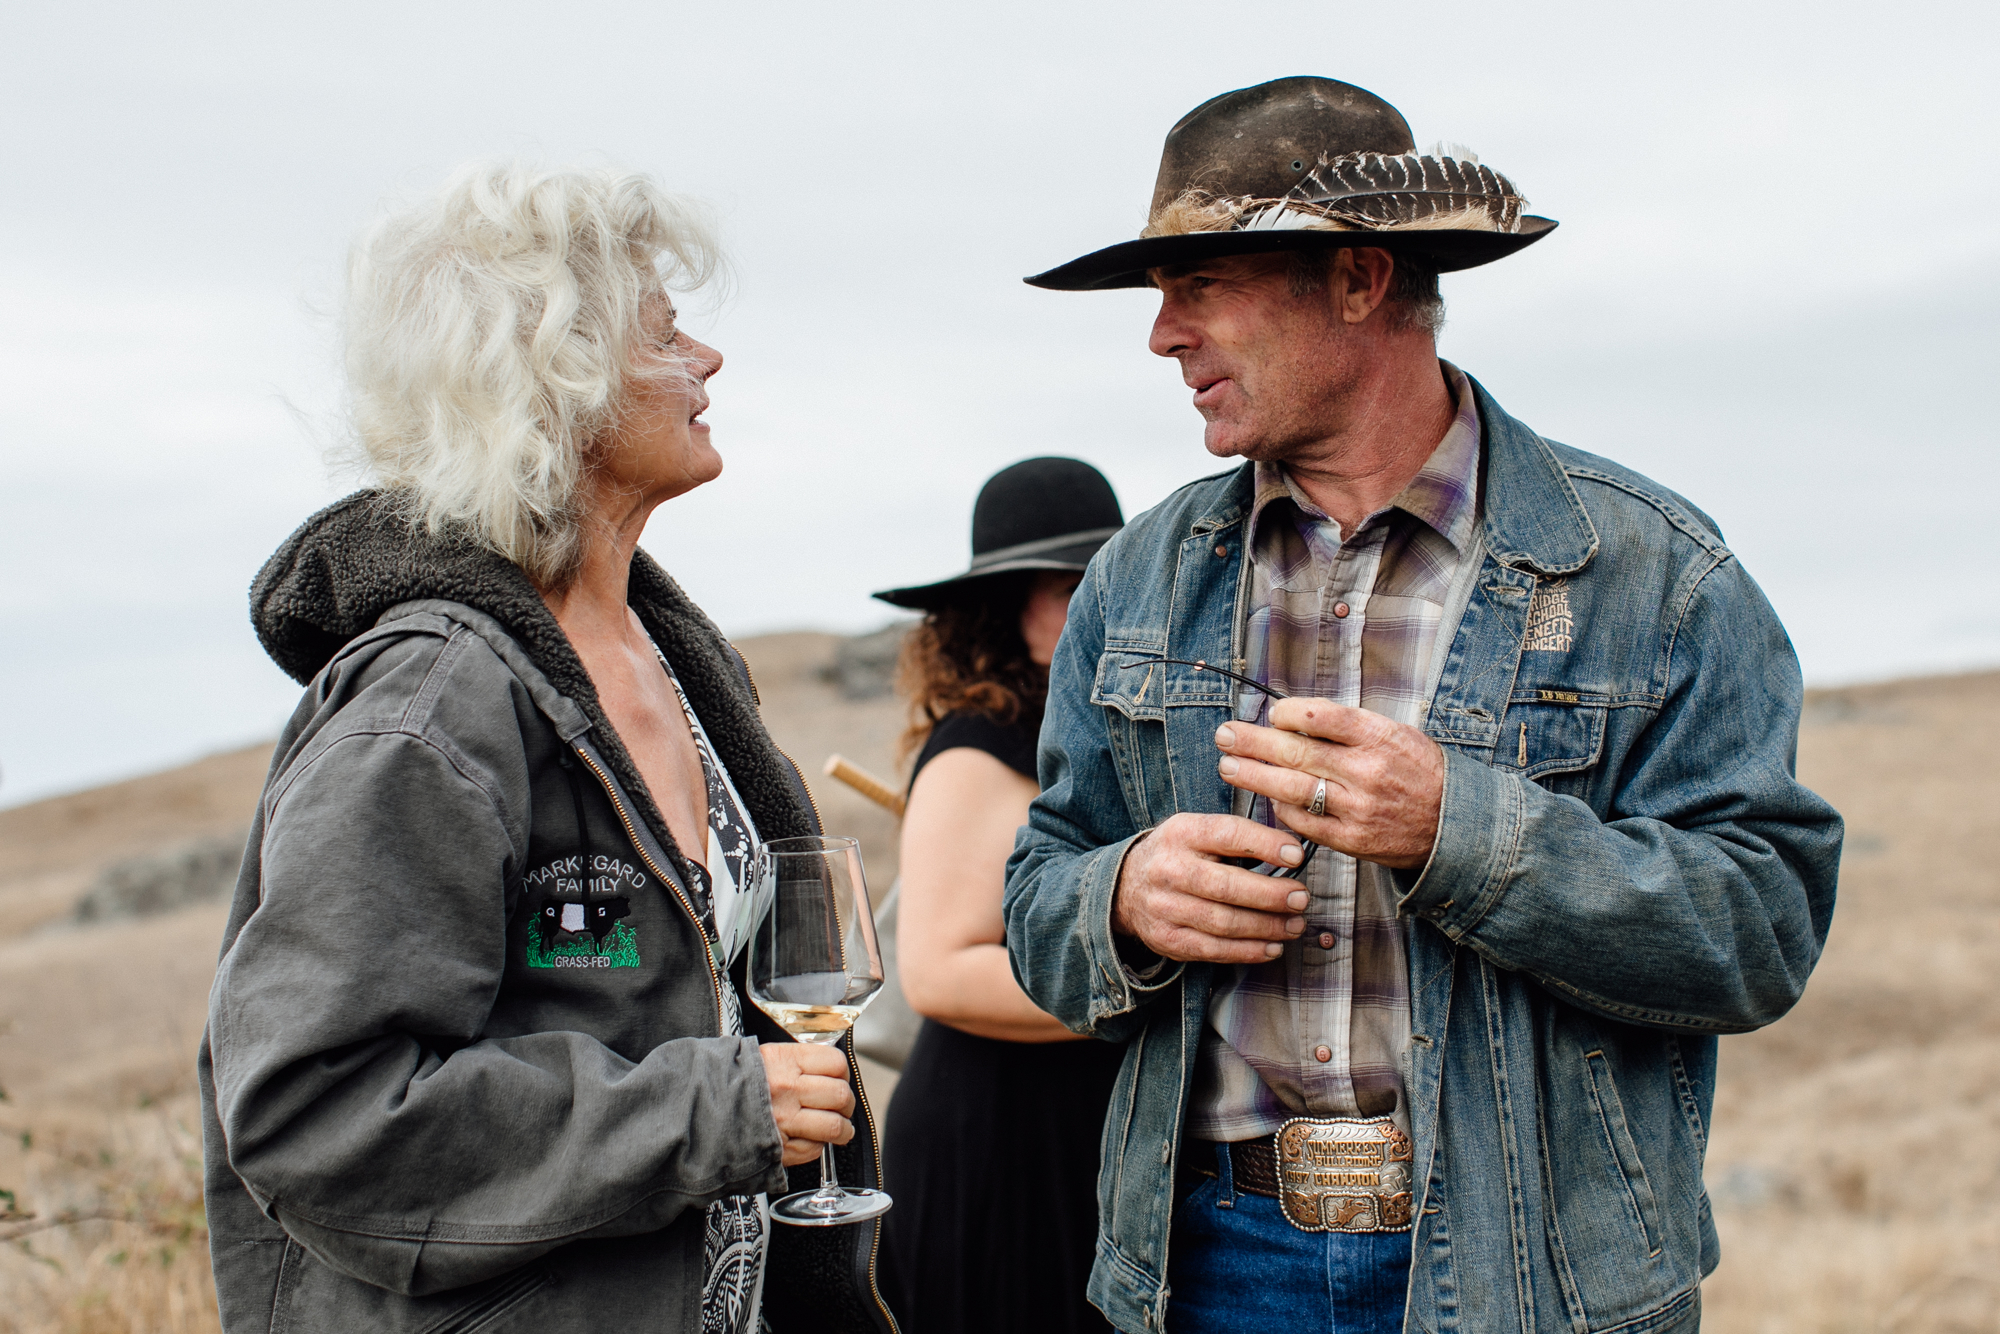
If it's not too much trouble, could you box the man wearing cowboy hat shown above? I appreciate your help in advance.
[1004,77,1840,1334]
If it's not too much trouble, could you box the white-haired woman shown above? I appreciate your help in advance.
[199,163,898,1334]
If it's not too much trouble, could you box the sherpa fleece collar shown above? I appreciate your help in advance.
[250,491,816,864]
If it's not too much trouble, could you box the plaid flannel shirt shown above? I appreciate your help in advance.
[1187,361,1482,1142]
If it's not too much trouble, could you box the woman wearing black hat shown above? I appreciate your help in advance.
[875,458,1126,1334]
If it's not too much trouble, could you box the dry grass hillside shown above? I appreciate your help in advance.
[1697,672,2000,1330]
[0,640,1993,1331]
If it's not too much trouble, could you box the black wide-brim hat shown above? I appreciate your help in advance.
[1027,76,1557,292]
[873,457,1123,611]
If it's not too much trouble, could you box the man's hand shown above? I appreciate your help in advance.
[1215,699,1444,870]
[1112,813,1309,964]
[760,1043,855,1167]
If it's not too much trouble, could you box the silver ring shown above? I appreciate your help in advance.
[1307,777,1327,817]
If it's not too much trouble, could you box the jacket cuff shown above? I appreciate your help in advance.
[730,1036,795,1198]
[1394,746,1525,940]
[1086,831,1186,1024]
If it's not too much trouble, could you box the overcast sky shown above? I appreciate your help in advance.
[3,0,1996,806]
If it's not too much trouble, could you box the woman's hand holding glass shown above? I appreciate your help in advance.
[759,1043,855,1166]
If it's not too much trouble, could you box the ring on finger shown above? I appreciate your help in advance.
[1307,777,1328,817]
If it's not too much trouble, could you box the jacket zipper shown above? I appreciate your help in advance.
[778,748,825,834]
[757,684,894,1329]
[775,747,896,1331]
[734,642,764,709]
[571,743,727,1032]
[725,646,897,1331]
[846,1030,899,1334]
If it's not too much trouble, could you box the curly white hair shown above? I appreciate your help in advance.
[343,161,722,589]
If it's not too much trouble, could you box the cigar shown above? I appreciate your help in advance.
[822,754,906,818]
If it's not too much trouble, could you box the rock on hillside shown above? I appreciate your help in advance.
[0,743,272,940]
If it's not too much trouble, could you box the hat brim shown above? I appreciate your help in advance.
[872,537,1110,611]
[1025,216,1558,292]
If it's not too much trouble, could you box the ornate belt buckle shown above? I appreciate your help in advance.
[1274,1116,1415,1233]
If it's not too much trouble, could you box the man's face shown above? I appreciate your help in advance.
[1147,253,1358,462]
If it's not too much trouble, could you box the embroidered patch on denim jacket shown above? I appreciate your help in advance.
[1523,578,1575,651]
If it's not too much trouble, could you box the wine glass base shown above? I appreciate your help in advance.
[770,1186,893,1227]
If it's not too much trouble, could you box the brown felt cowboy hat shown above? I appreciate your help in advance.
[872,457,1123,611]
[1027,76,1556,292]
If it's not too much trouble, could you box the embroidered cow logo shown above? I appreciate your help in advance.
[537,895,631,945]
[524,854,645,969]
[1522,578,1574,653]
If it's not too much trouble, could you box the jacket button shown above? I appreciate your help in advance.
[1314,1044,1332,1063]
[1214,544,1228,559]
[1333,601,1351,619]
[1318,931,1336,949]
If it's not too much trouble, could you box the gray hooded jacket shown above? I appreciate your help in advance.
[199,494,898,1334]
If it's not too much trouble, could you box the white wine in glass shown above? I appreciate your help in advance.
[748,836,892,1226]
[758,971,882,1042]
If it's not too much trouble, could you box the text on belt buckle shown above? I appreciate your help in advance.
[1274,1116,1415,1234]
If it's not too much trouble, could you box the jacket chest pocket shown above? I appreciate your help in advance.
[1091,648,1171,723]
[1495,690,1607,780]
[1090,647,1225,828]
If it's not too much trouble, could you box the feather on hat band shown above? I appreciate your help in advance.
[1027,78,1555,291]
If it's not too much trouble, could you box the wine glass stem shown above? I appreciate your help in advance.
[812,1141,843,1206]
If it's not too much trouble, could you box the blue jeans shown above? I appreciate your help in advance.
[1165,1143,1412,1334]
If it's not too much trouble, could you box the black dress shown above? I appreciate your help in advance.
[882,711,1123,1334]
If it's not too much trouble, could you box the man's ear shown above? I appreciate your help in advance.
[1330,248,1395,326]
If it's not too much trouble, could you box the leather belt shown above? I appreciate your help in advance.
[1186,1117,1415,1234]
[1185,1136,1283,1197]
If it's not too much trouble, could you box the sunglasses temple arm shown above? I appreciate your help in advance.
[1115,656,1311,875]
[1116,656,1290,701]
[1265,839,1320,880]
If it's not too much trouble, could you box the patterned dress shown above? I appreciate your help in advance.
[659,653,770,1334]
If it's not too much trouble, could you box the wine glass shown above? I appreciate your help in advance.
[748,835,892,1226]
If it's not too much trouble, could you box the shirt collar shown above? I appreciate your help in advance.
[1248,360,1483,556]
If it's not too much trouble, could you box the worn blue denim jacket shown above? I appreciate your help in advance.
[1003,377,1841,1334]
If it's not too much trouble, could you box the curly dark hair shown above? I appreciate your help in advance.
[896,572,1047,761]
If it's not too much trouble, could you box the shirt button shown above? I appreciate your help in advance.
[1333,602,1351,619]
[1318,931,1336,949]
[1314,1044,1333,1063]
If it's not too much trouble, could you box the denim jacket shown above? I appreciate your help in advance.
[1003,377,1841,1334]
